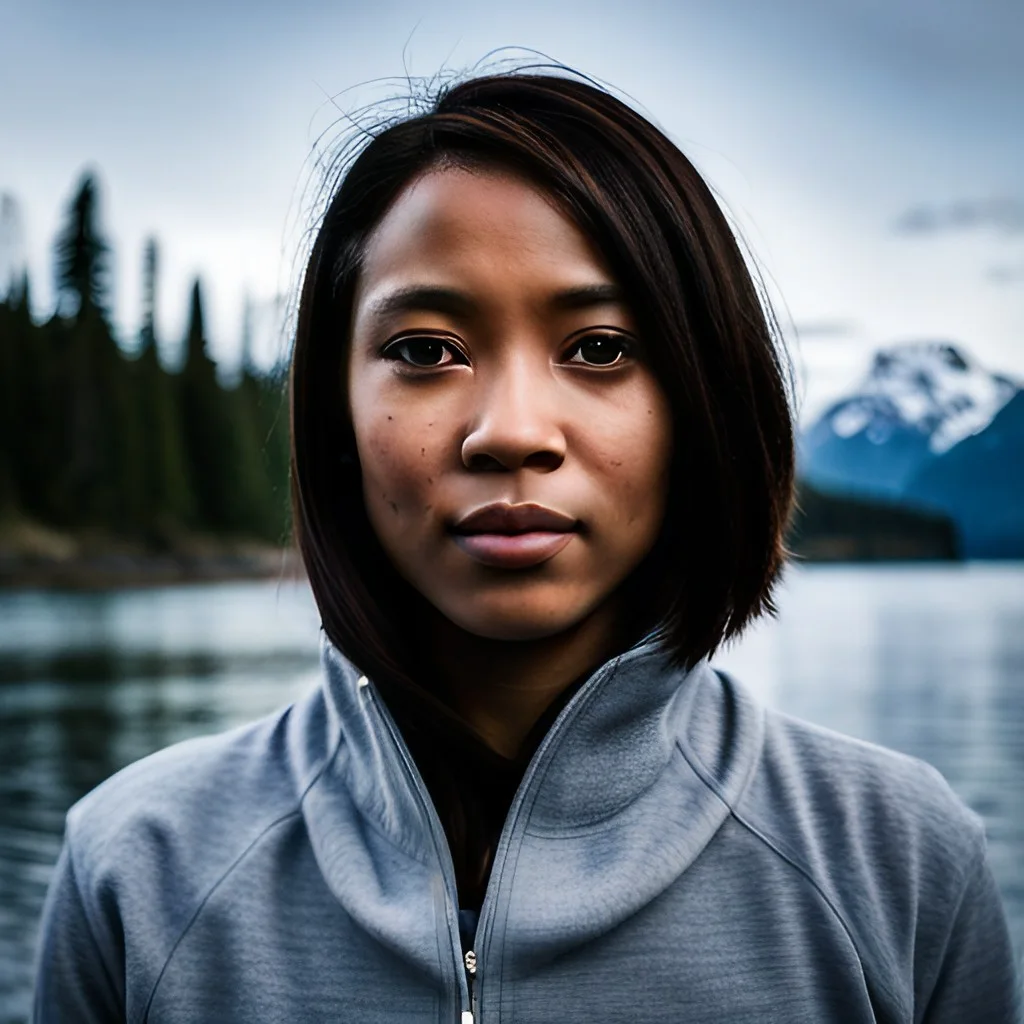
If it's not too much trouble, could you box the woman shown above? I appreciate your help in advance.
[35,71,1021,1022]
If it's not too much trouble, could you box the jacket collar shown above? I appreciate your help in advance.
[319,634,762,831]
[301,633,765,978]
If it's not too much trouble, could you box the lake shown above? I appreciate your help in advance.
[2,564,1023,1021]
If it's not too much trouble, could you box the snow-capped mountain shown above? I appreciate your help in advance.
[823,342,1016,455]
[800,342,1024,557]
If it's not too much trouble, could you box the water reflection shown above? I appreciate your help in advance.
[2,568,1023,1022]
[0,581,320,1024]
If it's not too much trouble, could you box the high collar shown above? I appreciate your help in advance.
[318,634,761,829]
[297,633,765,981]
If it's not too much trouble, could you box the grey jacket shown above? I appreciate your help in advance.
[34,637,1022,1023]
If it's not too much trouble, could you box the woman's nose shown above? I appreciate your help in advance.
[461,357,566,473]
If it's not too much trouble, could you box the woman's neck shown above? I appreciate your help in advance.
[419,600,623,759]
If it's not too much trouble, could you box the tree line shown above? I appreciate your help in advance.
[0,172,291,547]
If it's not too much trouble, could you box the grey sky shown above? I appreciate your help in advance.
[2,0,1021,421]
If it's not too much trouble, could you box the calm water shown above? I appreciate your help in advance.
[2,565,1023,1021]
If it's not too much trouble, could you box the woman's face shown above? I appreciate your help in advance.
[347,166,673,641]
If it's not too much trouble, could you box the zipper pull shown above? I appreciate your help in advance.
[461,949,477,1022]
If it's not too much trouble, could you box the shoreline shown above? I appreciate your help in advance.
[0,520,304,590]
[0,548,304,590]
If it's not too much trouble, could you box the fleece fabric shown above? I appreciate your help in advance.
[34,637,1022,1023]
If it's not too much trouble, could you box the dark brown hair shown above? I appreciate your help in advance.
[290,69,795,688]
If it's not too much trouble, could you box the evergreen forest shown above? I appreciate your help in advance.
[0,172,291,568]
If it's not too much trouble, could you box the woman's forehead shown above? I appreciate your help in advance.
[362,168,613,280]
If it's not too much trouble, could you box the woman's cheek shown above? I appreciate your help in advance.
[600,396,672,539]
[358,416,440,526]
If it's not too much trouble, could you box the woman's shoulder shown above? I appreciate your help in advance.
[62,684,335,904]
[728,697,990,1001]
[682,672,1019,1019]
[750,704,984,866]
[694,669,983,868]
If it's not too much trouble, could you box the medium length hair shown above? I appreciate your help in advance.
[290,70,795,686]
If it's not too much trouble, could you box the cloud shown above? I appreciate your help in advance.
[894,198,1024,236]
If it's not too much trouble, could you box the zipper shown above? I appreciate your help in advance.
[360,679,471,1022]
[359,646,648,1022]
[464,653,631,1020]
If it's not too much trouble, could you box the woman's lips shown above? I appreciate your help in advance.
[453,530,575,569]
[450,503,579,569]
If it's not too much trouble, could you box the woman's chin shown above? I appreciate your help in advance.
[454,619,574,642]
[437,593,605,643]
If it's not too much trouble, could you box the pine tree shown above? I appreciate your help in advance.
[0,197,29,516]
[256,363,292,541]
[54,172,110,319]
[134,238,194,538]
[50,173,109,525]
[178,279,271,536]
[236,295,290,541]
[5,275,64,523]
[0,193,25,303]
[0,288,19,515]
[140,237,157,350]
[51,171,144,531]
[178,279,219,531]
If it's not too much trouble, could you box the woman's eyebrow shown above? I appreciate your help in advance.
[547,283,625,310]
[365,286,477,320]
[363,282,626,321]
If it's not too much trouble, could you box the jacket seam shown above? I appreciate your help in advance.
[64,827,123,1013]
[499,656,626,1023]
[914,840,988,1023]
[456,655,626,1023]
[359,683,457,1024]
[359,687,439,868]
[674,737,898,1012]
[431,881,447,1024]
[352,795,435,868]
[141,731,346,1022]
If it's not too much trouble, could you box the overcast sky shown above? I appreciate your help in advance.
[1,0,1021,422]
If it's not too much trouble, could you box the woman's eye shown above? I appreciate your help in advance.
[385,336,462,368]
[565,332,632,367]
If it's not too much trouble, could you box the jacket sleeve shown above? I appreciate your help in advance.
[921,845,1023,1024]
[33,839,125,1024]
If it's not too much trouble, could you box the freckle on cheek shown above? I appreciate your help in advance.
[388,415,393,421]
[389,501,399,514]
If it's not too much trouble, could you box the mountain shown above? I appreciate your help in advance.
[800,342,1023,558]
[905,391,1024,558]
